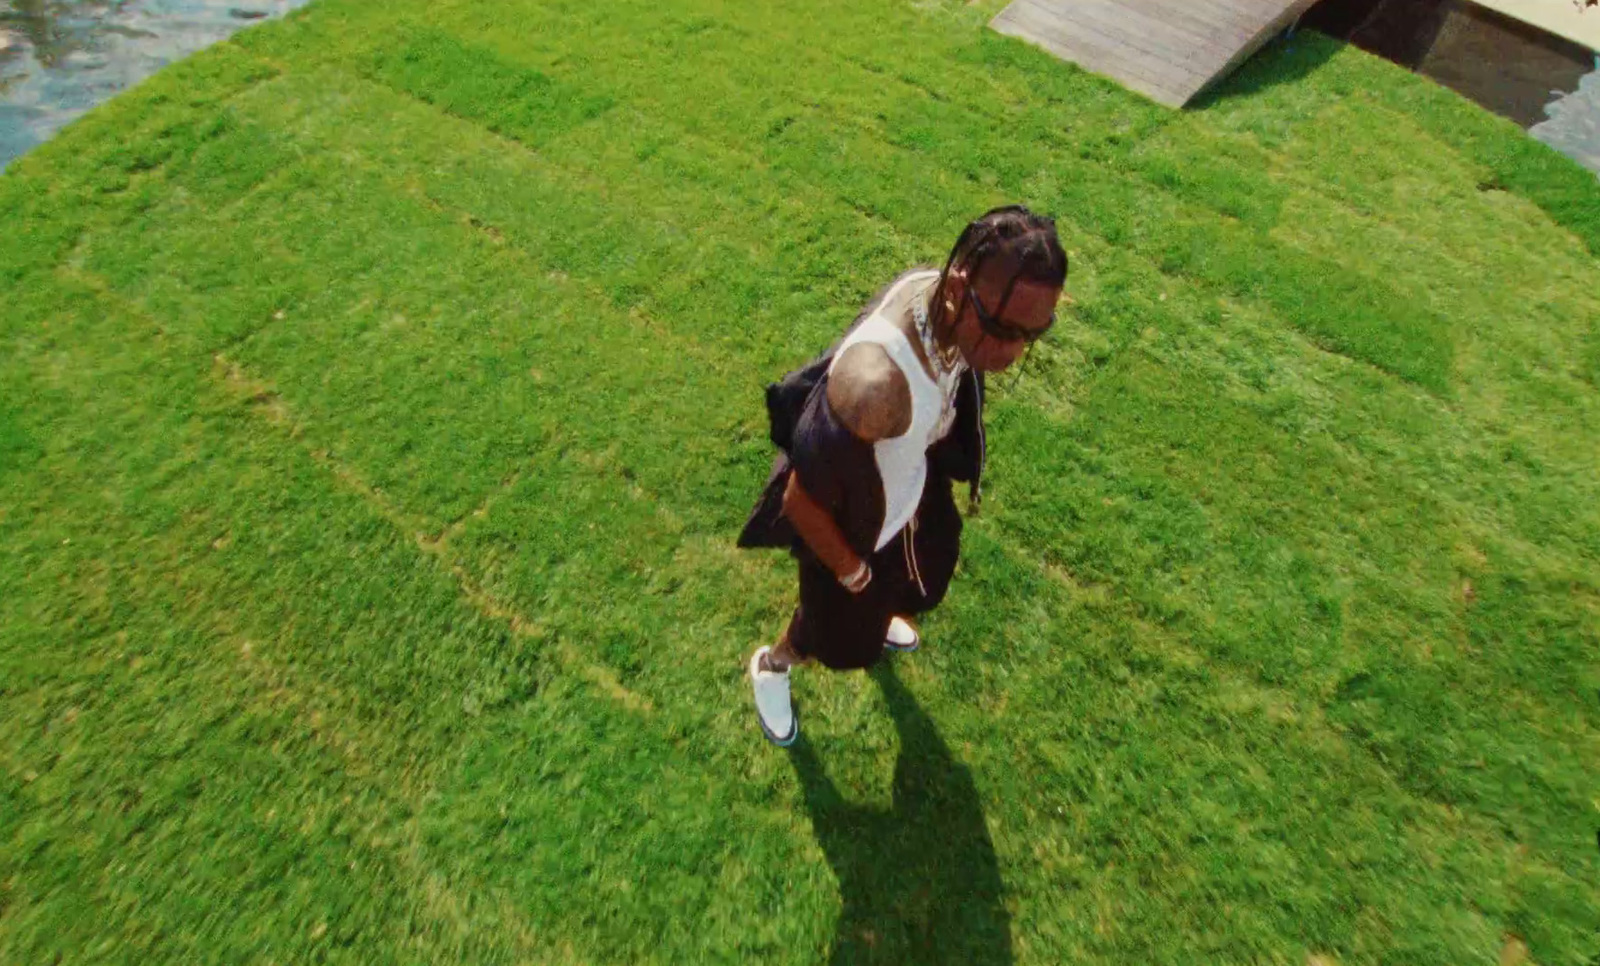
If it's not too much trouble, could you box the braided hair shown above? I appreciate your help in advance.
[932,205,1067,341]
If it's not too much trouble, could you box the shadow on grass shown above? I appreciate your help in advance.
[1189,30,1343,110]
[786,662,1013,965]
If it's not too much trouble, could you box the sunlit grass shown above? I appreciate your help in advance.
[3,0,1598,961]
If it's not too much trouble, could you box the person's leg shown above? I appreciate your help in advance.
[749,555,899,744]
[881,528,923,651]
[882,475,962,653]
[789,555,897,669]
[897,473,963,618]
[763,626,809,672]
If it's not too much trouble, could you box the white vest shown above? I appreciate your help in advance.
[828,271,964,551]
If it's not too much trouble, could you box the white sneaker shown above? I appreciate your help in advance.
[884,616,920,653]
[749,646,797,746]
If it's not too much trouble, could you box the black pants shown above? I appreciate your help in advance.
[787,472,963,670]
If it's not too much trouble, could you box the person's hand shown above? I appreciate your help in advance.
[838,559,872,594]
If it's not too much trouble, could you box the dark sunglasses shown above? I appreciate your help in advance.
[965,286,1053,344]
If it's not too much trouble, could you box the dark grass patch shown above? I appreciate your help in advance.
[0,395,39,479]
[0,172,83,285]
[363,24,614,147]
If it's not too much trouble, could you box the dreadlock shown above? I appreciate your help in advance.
[931,204,1067,342]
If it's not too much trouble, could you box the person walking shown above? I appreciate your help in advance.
[737,205,1068,745]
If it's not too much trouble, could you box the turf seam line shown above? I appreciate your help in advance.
[422,472,523,552]
[525,55,1480,396]
[209,350,656,716]
[310,58,1336,387]
[990,469,1600,759]
[982,531,1524,823]
[232,93,760,398]
[53,103,1552,598]
[263,70,750,354]
[285,65,1191,407]
[322,62,949,256]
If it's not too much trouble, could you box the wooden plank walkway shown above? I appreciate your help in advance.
[990,0,1321,107]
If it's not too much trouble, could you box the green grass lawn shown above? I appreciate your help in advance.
[4,0,1600,961]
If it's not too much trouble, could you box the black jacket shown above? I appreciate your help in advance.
[735,342,987,557]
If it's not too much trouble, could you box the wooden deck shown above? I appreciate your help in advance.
[990,0,1321,107]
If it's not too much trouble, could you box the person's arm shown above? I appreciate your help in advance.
[782,472,864,582]
[782,342,911,589]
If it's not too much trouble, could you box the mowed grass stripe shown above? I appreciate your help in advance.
[249,14,1561,422]
[398,4,1465,389]
[987,348,1600,851]
[0,283,543,963]
[0,292,839,965]
[63,98,771,533]
[1,277,843,963]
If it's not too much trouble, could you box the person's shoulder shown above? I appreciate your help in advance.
[875,266,939,312]
[827,342,912,443]
[817,265,936,441]
[849,267,940,330]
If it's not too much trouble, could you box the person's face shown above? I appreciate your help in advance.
[943,261,1060,373]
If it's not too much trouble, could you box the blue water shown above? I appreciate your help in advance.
[0,0,308,171]
[1531,55,1600,178]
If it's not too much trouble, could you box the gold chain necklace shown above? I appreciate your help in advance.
[913,287,963,381]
